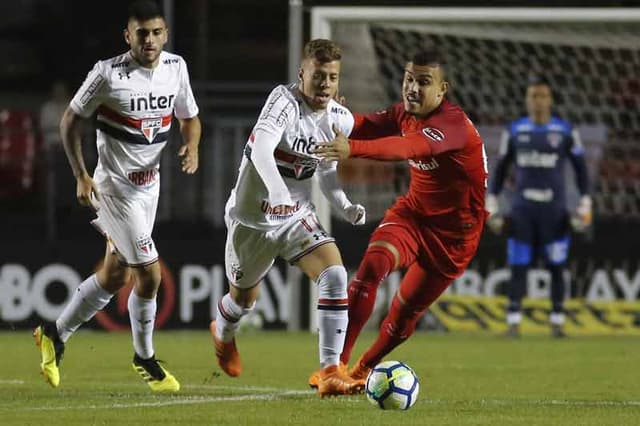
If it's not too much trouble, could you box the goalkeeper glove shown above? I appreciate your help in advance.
[485,194,505,234]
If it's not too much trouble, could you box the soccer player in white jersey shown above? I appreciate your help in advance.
[33,0,201,392]
[210,39,366,397]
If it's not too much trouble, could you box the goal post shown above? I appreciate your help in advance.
[300,6,640,331]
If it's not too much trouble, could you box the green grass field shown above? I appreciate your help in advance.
[1,329,639,425]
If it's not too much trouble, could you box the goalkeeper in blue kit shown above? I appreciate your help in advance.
[486,77,591,338]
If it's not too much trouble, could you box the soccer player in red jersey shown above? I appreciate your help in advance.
[310,48,489,383]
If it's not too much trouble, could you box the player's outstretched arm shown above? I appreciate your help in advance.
[177,116,202,174]
[60,107,99,210]
[315,127,432,162]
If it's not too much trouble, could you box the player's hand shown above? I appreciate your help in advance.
[76,174,100,211]
[343,203,366,225]
[314,125,351,161]
[571,195,592,232]
[178,142,199,174]
[485,194,504,234]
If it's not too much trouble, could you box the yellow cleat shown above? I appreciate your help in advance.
[33,324,65,388]
[132,354,180,392]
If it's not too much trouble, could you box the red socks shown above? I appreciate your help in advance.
[340,245,395,365]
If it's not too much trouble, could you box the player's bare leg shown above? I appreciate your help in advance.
[297,243,364,396]
[211,284,258,377]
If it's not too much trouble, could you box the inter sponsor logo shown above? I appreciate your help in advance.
[130,93,176,112]
[291,135,318,155]
[141,118,163,142]
[128,168,158,186]
[422,127,445,142]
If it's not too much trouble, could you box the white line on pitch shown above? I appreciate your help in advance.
[21,390,316,411]
[0,379,24,385]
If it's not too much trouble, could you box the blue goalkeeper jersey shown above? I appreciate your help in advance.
[489,116,589,209]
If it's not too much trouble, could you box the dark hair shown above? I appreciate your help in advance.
[303,39,342,63]
[128,0,164,22]
[527,74,551,88]
[410,48,447,68]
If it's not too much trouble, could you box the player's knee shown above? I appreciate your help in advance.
[356,245,396,284]
[317,264,348,299]
[99,263,131,290]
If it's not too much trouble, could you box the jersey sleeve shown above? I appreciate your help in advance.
[341,109,355,137]
[488,129,514,195]
[253,86,296,138]
[350,104,400,139]
[349,111,469,160]
[566,127,590,195]
[174,58,200,119]
[70,61,108,118]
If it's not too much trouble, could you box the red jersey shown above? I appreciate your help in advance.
[350,99,488,241]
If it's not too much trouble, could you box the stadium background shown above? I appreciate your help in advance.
[1,0,639,334]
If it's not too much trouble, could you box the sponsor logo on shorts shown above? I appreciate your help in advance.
[128,168,158,186]
[422,127,445,142]
[136,236,154,255]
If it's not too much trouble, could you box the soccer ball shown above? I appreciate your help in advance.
[365,360,420,410]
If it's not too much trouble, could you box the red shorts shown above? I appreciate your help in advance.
[370,200,484,280]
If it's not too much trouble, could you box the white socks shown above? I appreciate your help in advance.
[316,265,349,368]
[215,293,254,343]
[56,274,113,342]
[128,291,157,359]
[506,311,522,326]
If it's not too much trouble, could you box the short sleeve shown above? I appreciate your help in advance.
[70,61,108,118]
[174,58,200,119]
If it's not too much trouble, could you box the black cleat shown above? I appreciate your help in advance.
[551,324,567,338]
[503,324,521,338]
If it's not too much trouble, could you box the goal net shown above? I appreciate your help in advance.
[311,7,640,224]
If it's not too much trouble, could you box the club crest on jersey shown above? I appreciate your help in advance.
[141,118,162,143]
[547,132,563,148]
[422,127,445,142]
[292,157,319,179]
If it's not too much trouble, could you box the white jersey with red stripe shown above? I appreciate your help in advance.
[226,83,354,231]
[70,50,199,199]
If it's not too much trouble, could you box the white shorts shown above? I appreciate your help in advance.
[225,212,335,288]
[91,194,159,267]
